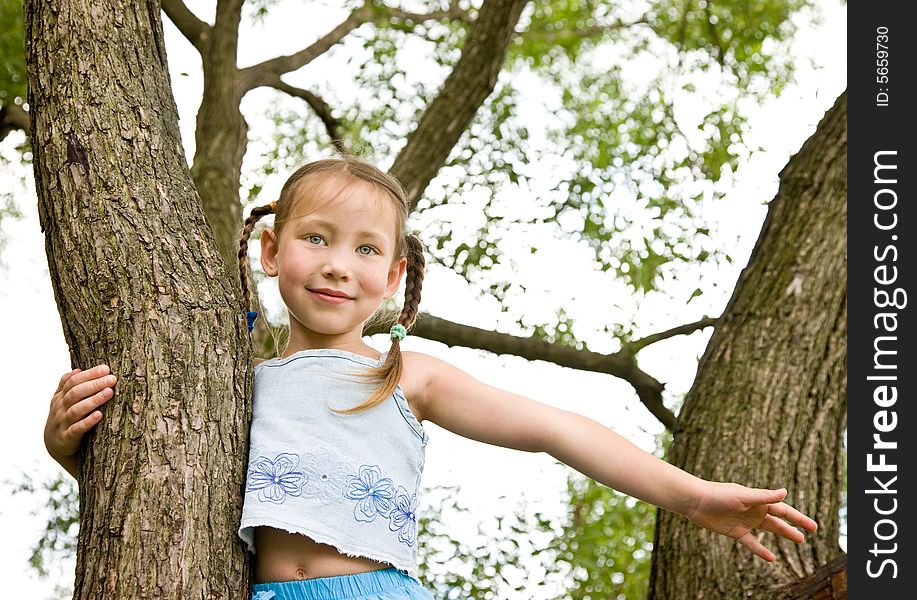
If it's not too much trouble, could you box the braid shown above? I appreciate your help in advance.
[398,234,426,330]
[238,202,275,312]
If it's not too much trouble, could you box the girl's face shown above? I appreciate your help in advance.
[260,177,407,346]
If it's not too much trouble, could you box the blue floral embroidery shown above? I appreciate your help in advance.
[389,487,418,547]
[343,465,417,547]
[247,453,306,504]
[344,465,395,522]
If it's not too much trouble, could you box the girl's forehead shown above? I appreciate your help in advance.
[288,177,400,227]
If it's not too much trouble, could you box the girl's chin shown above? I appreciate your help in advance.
[288,319,367,339]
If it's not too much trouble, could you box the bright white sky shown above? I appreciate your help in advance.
[0,1,846,596]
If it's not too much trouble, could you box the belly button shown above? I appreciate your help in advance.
[296,568,307,580]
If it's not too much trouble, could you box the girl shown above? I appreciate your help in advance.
[45,156,818,600]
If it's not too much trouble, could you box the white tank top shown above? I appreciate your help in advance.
[238,349,428,581]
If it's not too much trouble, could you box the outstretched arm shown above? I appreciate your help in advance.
[408,352,817,561]
[542,410,816,560]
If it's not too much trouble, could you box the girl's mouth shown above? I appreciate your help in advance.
[309,289,352,304]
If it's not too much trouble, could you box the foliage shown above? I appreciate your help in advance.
[418,485,545,598]
[425,432,674,599]
[0,0,29,264]
[417,473,656,599]
[0,184,24,266]
[555,478,656,600]
[504,0,811,295]
[5,471,79,579]
[0,0,27,105]
[544,431,673,599]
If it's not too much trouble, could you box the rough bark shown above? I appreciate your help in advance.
[648,92,847,599]
[24,1,252,597]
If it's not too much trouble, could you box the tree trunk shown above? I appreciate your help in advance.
[648,92,847,599]
[188,0,248,271]
[25,1,253,597]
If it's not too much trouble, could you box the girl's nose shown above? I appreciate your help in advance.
[321,247,352,280]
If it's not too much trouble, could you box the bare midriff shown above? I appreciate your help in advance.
[253,527,391,583]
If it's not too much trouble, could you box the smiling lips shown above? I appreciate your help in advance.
[309,288,353,304]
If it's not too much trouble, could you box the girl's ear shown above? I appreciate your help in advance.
[260,228,279,277]
[385,256,408,299]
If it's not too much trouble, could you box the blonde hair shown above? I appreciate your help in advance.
[238,156,425,413]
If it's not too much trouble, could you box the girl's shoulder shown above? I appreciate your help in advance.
[399,351,434,395]
[400,350,450,372]
[400,351,451,421]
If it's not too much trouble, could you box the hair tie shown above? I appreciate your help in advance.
[246,311,258,333]
[389,323,407,341]
[270,201,277,212]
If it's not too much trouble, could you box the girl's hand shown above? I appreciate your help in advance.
[684,482,818,561]
[43,364,117,478]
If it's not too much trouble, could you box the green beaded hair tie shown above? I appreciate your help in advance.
[390,323,407,341]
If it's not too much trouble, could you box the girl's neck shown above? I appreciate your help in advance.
[282,323,379,361]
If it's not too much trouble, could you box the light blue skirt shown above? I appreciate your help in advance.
[251,568,434,600]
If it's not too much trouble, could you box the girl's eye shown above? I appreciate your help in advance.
[357,245,378,256]
[306,234,325,245]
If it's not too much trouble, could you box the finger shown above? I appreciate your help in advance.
[737,532,775,562]
[63,372,117,409]
[768,502,818,532]
[61,364,111,397]
[759,514,805,543]
[63,410,104,443]
[66,387,115,425]
[56,369,80,394]
[741,487,787,506]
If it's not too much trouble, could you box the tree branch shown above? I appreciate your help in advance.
[779,554,847,600]
[391,0,530,210]
[161,0,211,51]
[629,316,717,353]
[240,2,469,94]
[0,103,30,141]
[214,0,246,45]
[266,77,348,154]
[239,4,372,93]
[368,312,678,429]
